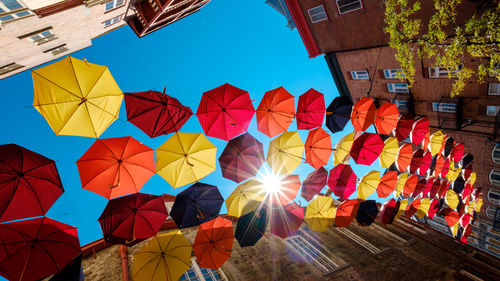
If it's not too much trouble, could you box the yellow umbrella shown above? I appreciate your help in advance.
[445,189,459,209]
[450,221,460,237]
[267,132,304,175]
[429,130,444,156]
[226,179,266,218]
[395,172,408,197]
[305,196,336,232]
[446,161,461,182]
[333,132,354,165]
[379,137,399,168]
[32,56,123,138]
[156,132,216,188]
[467,172,476,186]
[357,171,380,199]
[416,198,431,218]
[132,230,192,281]
[393,199,409,221]
[475,198,483,212]
[467,203,475,214]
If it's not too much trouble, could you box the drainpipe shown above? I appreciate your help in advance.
[118,245,130,281]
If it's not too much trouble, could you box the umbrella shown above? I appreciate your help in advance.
[396,143,413,172]
[438,180,450,198]
[32,56,123,138]
[419,150,432,176]
[49,254,82,281]
[170,183,224,228]
[301,167,328,201]
[427,199,440,219]
[98,193,168,245]
[445,189,460,209]
[440,158,450,179]
[266,175,301,206]
[416,198,431,218]
[405,199,420,218]
[197,83,255,140]
[452,143,465,163]
[350,133,384,165]
[235,205,269,247]
[77,137,155,199]
[460,213,472,228]
[379,137,399,168]
[380,199,400,224]
[422,128,430,151]
[402,174,418,197]
[395,172,408,197]
[460,154,473,169]
[462,183,473,199]
[0,217,80,281]
[440,208,460,227]
[452,177,466,194]
[333,132,355,165]
[393,199,409,221]
[411,178,427,198]
[328,164,357,199]
[429,130,445,156]
[462,164,473,181]
[374,102,399,135]
[446,161,461,182]
[335,199,360,228]
[305,196,336,232]
[193,217,233,270]
[443,136,455,158]
[156,132,216,188]
[395,116,414,142]
[377,171,398,198]
[132,230,191,281]
[226,179,266,218]
[326,96,353,134]
[267,132,304,175]
[467,172,477,186]
[296,88,325,130]
[219,133,265,183]
[351,97,376,131]
[429,178,441,198]
[304,128,332,169]
[256,87,295,138]
[357,170,381,199]
[271,202,304,238]
[409,149,424,174]
[410,117,429,145]
[356,200,379,226]
[433,155,445,178]
[0,144,63,223]
[421,177,435,197]
[475,198,483,212]
[123,90,192,138]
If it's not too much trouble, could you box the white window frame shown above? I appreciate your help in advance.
[387,83,409,93]
[286,233,338,274]
[0,0,33,22]
[336,0,363,15]
[489,189,500,205]
[390,99,408,109]
[104,15,121,27]
[492,144,500,164]
[488,83,500,96]
[490,169,500,186]
[27,30,56,45]
[105,0,125,12]
[180,256,228,281]
[307,5,327,23]
[486,105,500,116]
[350,70,369,80]
[432,102,457,113]
[383,69,404,79]
[428,66,460,78]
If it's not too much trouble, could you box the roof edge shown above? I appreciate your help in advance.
[284,0,320,58]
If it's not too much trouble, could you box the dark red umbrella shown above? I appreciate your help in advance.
[429,178,441,198]
[411,178,427,198]
[460,154,473,169]
[0,144,63,223]
[380,199,400,225]
[452,143,465,163]
[296,89,325,130]
[419,150,432,176]
[395,115,414,142]
[443,136,455,158]
[197,83,255,141]
[410,149,424,174]
[462,164,473,181]
[98,193,168,245]
[301,167,328,201]
[327,164,357,199]
[218,133,265,183]
[349,133,384,165]
[441,158,450,179]
[410,117,429,145]
[438,180,450,198]
[124,90,192,138]
[0,217,80,281]
[421,177,435,197]
[427,199,440,219]
[462,183,473,199]
[271,202,304,238]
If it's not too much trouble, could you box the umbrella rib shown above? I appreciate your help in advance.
[82,66,109,99]
[32,72,82,100]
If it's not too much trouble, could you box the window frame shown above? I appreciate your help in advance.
[0,0,33,23]
[0,62,24,76]
[286,233,338,275]
[103,15,121,27]
[387,83,409,93]
[307,5,328,23]
[488,83,500,96]
[383,69,404,79]
[350,70,369,80]
[390,99,408,109]
[335,0,363,15]
[492,144,500,164]
[432,102,457,113]
[180,256,228,281]
[104,0,125,12]
[428,66,460,78]
[488,189,500,205]
[486,105,500,117]
[490,170,500,186]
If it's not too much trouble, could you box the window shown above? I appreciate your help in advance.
[307,5,327,23]
[384,69,404,79]
[490,170,500,186]
[104,15,121,27]
[432,102,457,113]
[486,106,500,116]
[105,0,124,12]
[428,66,460,78]
[351,70,369,80]
[492,144,500,164]
[0,0,33,22]
[18,28,57,45]
[387,83,409,93]
[43,44,68,56]
[336,0,363,14]
[0,62,23,75]
[489,190,500,205]
[390,99,408,109]
[489,83,500,96]
[286,234,338,274]
[180,257,227,281]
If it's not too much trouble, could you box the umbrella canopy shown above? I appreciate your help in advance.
[475,198,483,212]
[0,144,63,223]
[357,171,381,199]
[256,87,295,138]
[226,179,266,218]
[377,171,398,198]
[170,183,224,228]
[452,177,466,195]
[395,172,408,197]
[402,174,418,197]
[405,199,420,218]
[462,164,473,182]
[460,154,473,169]
[296,89,325,130]
[301,167,328,201]
[380,199,400,225]
[350,133,384,165]
[335,199,360,228]
[266,175,301,206]
[49,254,82,281]
[328,164,357,199]
[445,189,460,209]
[446,162,461,182]
[429,178,442,198]
[32,56,123,138]
[305,196,336,232]
[77,137,155,199]
[460,213,472,228]
[98,193,168,245]
[411,178,427,198]
[235,205,269,247]
[395,116,414,142]
[351,97,376,131]
[219,133,265,183]
[326,96,353,134]
[124,90,192,138]
[452,143,465,163]
[421,177,435,197]
[305,128,332,169]
[427,199,440,219]
[356,200,379,226]
[441,158,450,179]
[197,83,255,141]
[267,132,304,175]
[394,199,409,221]
[433,155,445,178]
[193,217,233,270]
[438,180,450,198]
[441,208,460,227]
[333,132,355,165]
[379,137,399,168]
[419,151,432,176]
[410,149,424,174]
[271,202,304,238]
[416,198,431,218]
[410,117,429,145]
[374,102,399,135]
[422,128,430,151]
[0,217,80,281]
[396,143,413,172]
[443,136,455,158]
[468,172,477,186]
[132,230,191,281]
[429,130,445,156]
[156,132,216,188]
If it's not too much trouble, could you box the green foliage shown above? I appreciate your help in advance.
[384,0,500,97]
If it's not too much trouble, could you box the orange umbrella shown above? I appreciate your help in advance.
[441,208,460,227]
[422,128,430,151]
[304,128,332,169]
[351,97,376,131]
[193,217,233,270]
[374,102,399,135]
[267,175,301,206]
[377,171,398,198]
[405,199,421,218]
[334,199,360,228]
[396,143,413,172]
[433,155,445,178]
[402,174,418,197]
[256,87,295,138]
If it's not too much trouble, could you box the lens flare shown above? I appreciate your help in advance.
[259,173,284,194]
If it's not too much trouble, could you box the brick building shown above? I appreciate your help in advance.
[270,0,500,257]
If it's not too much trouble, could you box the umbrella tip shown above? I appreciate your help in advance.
[163,86,166,94]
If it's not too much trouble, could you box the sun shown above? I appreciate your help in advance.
[257,170,285,194]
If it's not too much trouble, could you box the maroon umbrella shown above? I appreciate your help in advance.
[301,167,328,201]
[411,178,427,198]
[421,177,435,197]
[380,199,400,225]
[271,202,304,238]
[124,90,192,138]
[296,89,325,130]
[429,178,441,198]
[350,133,384,165]
[395,115,414,142]
[410,149,424,174]
[98,193,168,245]
[327,164,356,199]
[218,133,265,183]
[0,144,63,223]
[0,217,80,281]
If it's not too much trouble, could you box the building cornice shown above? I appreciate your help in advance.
[284,0,320,58]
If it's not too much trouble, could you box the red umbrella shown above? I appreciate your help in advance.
[351,97,376,131]
[396,143,413,172]
[429,178,441,198]
[377,171,398,198]
[422,177,435,197]
[271,202,304,238]
[193,217,234,270]
[197,83,255,140]
[433,155,445,178]
[374,102,399,135]
[301,167,328,201]
[405,199,421,218]
[0,144,63,223]
[462,183,473,199]
[380,199,400,225]
[124,90,192,138]
[296,89,325,130]
[438,180,450,198]
[395,116,414,142]
[98,193,168,245]
[441,158,450,179]
[0,217,80,281]
[419,150,432,176]
[411,178,427,198]
[410,117,429,145]
[335,199,360,228]
[327,164,357,199]
[410,149,424,174]
[460,213,472,227]
[462,164,473,181]
[349,133,384,165]
[452,143,465,163]
[427,199,440,219]
[403,174,418,197]
[304,128,332,169]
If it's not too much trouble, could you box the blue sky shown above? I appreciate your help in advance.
[0,0,385,251]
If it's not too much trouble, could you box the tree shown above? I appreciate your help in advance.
[384,0,499,97]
